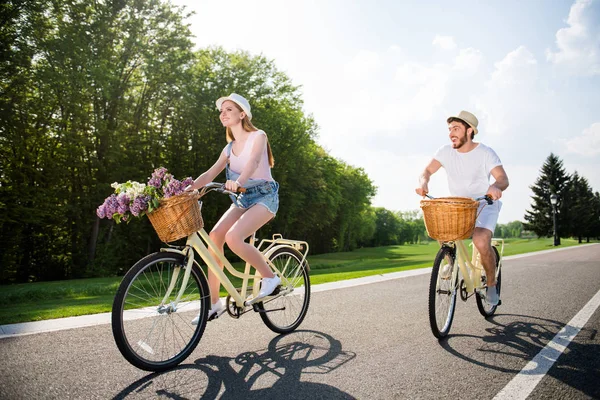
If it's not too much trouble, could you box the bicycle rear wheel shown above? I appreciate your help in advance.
[258,246,310,334]
[112,252,210,371]
[476,246,501,317]
[428,246,458,339]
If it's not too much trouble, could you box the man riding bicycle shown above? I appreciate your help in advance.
[415,111,509,306]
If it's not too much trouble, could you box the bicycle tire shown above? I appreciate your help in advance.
[428,246,458,339]
[111,252,210,371]
[476,246,501,317]
[258,246,310,334]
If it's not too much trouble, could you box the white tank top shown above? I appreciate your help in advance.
[226,130,273,181]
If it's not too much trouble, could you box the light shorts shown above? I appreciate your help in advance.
[475,200,502,233]
[231,180,279,215]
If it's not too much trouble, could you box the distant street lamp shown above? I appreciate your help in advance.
[550,193,560,246]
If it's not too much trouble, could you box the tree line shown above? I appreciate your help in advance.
[3,2,595,285]
[1,0,386,283]
[524,153,600,243]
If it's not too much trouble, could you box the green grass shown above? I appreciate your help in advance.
[0,238,593,325]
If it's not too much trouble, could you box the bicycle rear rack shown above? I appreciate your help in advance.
[257,233,310,271]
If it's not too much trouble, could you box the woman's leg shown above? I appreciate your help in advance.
[225,205,275,279]
[208,206,245,304]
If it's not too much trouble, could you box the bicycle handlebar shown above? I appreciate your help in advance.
[203,182,246,195]
[424,194,494,205]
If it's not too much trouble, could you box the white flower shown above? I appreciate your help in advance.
[125,181,147,198]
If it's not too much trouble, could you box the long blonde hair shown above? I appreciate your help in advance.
[225,105,275,167]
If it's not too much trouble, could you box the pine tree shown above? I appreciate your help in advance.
[523,153,571,242]
[591,192,600,241]
[567,172,595,243]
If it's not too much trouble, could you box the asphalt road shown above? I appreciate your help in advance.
[1,244,599,399]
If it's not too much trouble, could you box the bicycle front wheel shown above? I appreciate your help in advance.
[258,246,310,334]
[428,246,458,339]
[111,252,210,371]
[476,246,501,317]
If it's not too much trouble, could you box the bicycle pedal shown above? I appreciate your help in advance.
[207,309,226,322]
[207,313,218,322]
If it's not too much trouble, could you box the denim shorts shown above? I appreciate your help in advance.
[231,181,279,215]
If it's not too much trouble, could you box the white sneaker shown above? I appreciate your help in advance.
[440,262,452,279]
[192,301,224,325]
[256,276,281,300]
[486,285,499,306]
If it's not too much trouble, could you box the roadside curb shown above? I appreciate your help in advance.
[1,243,597,339]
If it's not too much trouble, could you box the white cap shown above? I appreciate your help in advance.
[215,93,252,120]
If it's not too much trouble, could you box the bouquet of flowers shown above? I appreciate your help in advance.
[97,167,193,223]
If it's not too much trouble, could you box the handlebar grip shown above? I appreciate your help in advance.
[479,195,493,205]
[237,187,246,193]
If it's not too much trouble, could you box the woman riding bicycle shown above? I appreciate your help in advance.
[186,93,281,321]
[415,110,509,306]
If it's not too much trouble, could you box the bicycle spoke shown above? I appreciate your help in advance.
[429,247,457,339]
[259,248,310,334]
[112,253,209,371]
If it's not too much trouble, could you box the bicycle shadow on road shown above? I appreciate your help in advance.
[438,313,599,398]
[112,330,357,399]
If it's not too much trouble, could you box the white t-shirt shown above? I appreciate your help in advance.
[433,143,502,199]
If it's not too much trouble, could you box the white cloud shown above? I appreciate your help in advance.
[432,35,457,50]
[453,48,483,73]
[343,50,382,80]
[489,46,537,88]
[546,0,600,75]
[566,122,600,156]
[476,46,542,139]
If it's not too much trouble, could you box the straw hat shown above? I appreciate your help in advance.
[216,93,252,120]
[447,110,478,135]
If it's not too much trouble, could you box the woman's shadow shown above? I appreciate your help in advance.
[113,330,357,399]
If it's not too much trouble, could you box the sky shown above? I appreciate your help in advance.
[170,0,600,223]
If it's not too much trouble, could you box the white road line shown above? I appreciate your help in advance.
[494,288,600,400]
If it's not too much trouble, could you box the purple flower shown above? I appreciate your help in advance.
[130,195,150,216]
[96,205,106,219]
[152,167,168,179]
[101,194,119,218]
[116,193,130,215]
[148,176,161,188]
[97,168,194,223]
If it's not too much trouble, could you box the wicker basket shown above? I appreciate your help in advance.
[147,191,203,243]
[420,197,479,241]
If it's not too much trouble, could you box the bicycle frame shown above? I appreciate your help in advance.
[160,228,309,309]
[445,238,504,294]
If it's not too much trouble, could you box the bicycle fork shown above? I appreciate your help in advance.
[157,246,195,314]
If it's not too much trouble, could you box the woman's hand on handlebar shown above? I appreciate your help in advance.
[224,179,240,192]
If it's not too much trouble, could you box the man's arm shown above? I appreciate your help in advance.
[487,165,509,200]
[416,158,442,196]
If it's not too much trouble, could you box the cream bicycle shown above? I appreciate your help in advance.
[111,183,311,371]
[421,195,504,339]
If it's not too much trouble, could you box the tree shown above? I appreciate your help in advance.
[591,192,600,241]
[523,153,571,242]
[371,208,401,246]
[494,221,523,238]
[567,172,596,243]
[1,0,382,283]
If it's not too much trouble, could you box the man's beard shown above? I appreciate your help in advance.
[452,134,468,149]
